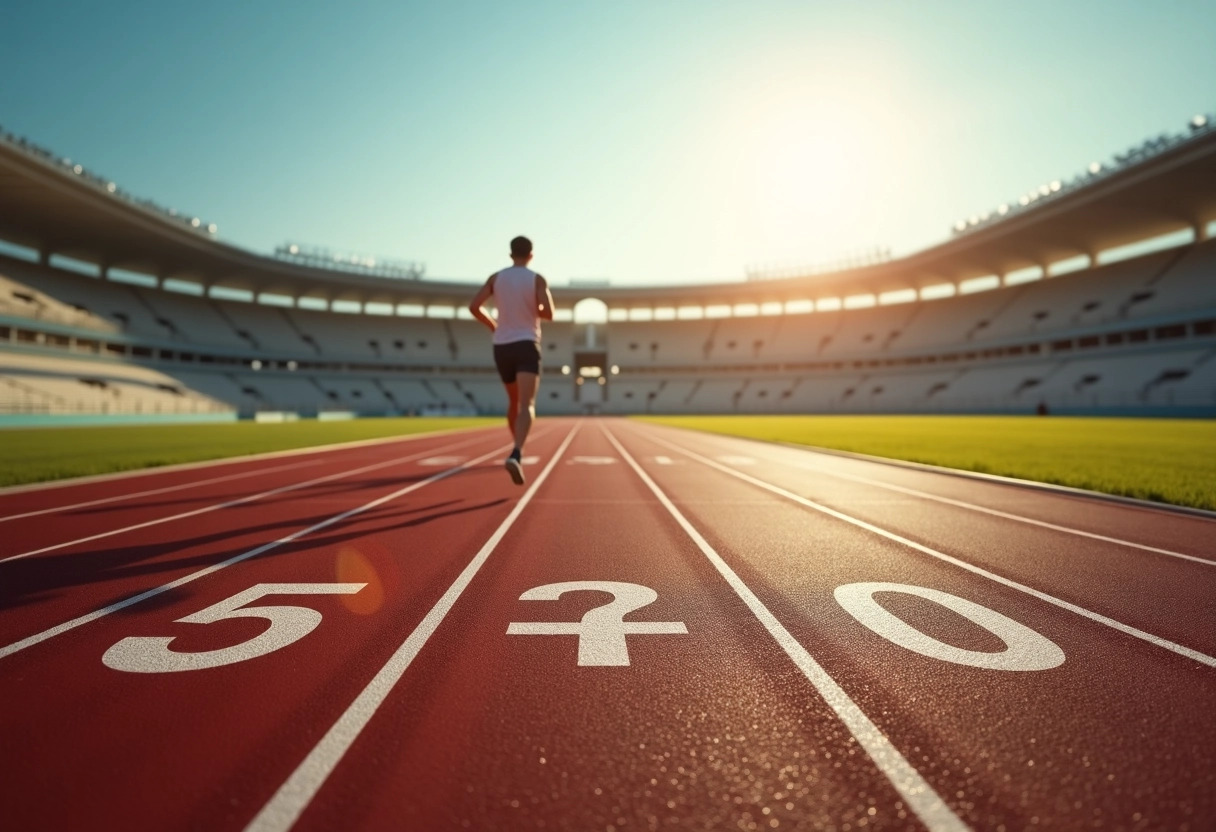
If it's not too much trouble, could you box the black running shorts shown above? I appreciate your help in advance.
[493,339,541,384]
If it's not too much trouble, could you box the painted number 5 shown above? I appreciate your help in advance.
[103,583,365,673]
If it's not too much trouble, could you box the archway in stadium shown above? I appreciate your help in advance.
[572,298,609,413]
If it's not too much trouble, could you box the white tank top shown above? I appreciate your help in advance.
[492,266,542,345]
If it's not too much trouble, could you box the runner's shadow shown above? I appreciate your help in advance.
[62,472,441,516]
[0,497,480,610]
[97,497,510,615]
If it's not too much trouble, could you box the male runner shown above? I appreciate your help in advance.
[468,235,555,485]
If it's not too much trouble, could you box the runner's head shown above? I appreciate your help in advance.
[510,235,533,264]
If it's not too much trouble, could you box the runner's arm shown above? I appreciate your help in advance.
[468,274,497,332]
[535,274,555,321]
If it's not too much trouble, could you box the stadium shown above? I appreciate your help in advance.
[2,10,1215,827]
[2,116,1214,424]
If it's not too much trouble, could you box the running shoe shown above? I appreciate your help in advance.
[505,456,525,485]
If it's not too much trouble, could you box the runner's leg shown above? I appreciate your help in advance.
[504,381,519,439]
[513,371,539,453]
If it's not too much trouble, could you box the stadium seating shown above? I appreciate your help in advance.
[0,260,119,334]
[2,235,1213,418]
[1123,241,1216,319]
[0,350,229,414]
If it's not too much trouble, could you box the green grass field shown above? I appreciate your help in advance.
[636,415,1216,511]
[0,417,501,488]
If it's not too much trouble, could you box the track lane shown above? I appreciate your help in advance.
[262,422,943,831]
[0,427,511,562]
[0,428,536,654]
[632,422,1216,656]
[5,416,1212,830]
[0,425,568,831]
[617,420,1216,829]
[0,457,327,522]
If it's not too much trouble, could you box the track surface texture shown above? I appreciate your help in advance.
[1,417,1213,831]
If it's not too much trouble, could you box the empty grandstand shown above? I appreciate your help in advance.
[1,118,1214,423]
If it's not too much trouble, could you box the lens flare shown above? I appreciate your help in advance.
[335,547,384,615]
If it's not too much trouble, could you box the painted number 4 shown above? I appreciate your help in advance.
[103,583,365,673]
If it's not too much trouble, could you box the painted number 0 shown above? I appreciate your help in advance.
[102,583,365,673]
[834,582,1065,671]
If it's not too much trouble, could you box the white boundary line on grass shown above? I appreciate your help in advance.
[0,422,499,496]
[658,426,1215,567]
[243,422,580,832]
[0,431,506,565]
[0,439,522,661]
[637,427,1216,669]
[601,426,970,832]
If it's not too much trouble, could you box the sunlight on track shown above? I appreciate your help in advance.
[602,425,971,832]
[637,426,1216,669]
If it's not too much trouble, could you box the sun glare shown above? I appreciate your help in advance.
[714,49,914,263]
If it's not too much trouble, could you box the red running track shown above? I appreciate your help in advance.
[0,417,1213,831]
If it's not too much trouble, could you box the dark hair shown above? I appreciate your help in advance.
[510,236,532,257]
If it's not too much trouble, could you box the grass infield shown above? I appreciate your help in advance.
[0,417,502,488]
[635,415,1216,512]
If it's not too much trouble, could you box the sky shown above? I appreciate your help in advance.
[2,1,1214,287]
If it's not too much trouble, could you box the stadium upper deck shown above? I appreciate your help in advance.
[1,121,1214,419]
[1,119,1215,309]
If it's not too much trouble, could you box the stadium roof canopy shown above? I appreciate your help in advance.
[2,130,1214,310]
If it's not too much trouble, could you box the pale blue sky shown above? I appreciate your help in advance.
[2,1,1213,285]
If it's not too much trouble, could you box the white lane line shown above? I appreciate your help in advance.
[601,426,969,832]
[638,428,1216,669]
[243,423,580,832]
[0,432,503,565]
[808,466,1216,567]
[0,459,327,524]
[0,441,521,661]
[672,428,1215,567]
